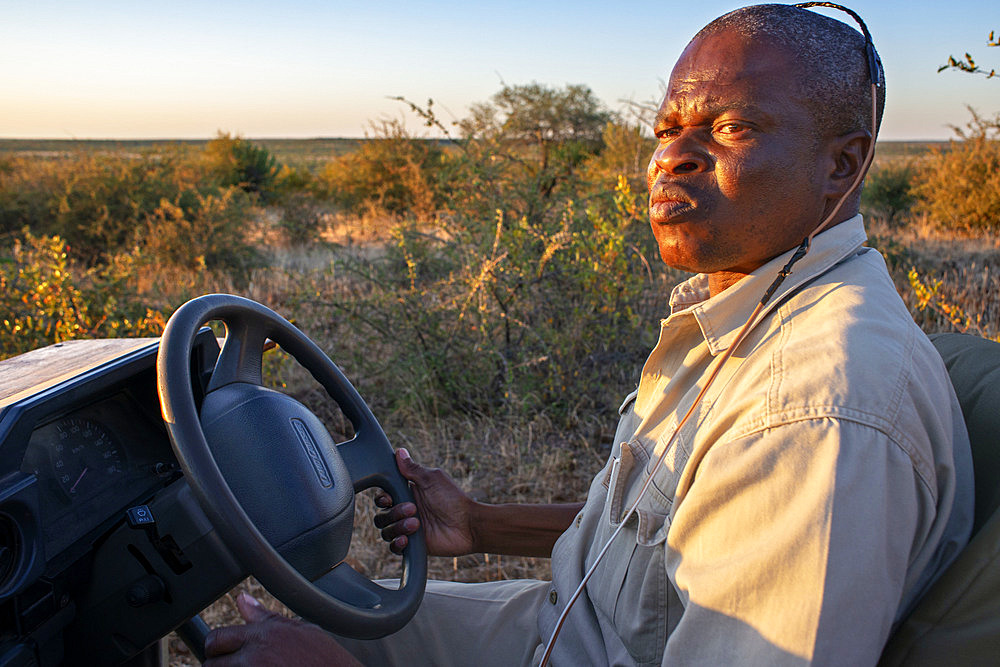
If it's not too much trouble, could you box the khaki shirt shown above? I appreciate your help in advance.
[536,216,974,666]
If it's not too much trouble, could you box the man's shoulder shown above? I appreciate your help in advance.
[783,246,926,368]
[752,246,952,431]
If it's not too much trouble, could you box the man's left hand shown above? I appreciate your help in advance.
[204,592,362,666]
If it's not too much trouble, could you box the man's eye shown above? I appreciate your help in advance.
[715,122,748,135]
[656,127,681,140]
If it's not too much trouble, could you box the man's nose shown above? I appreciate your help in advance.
[650,131,710,175]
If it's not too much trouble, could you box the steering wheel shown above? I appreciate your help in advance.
[156,293,427,640]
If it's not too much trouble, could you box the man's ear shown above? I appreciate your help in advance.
[823,130,872,201]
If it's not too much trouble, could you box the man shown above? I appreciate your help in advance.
[205,5,973,665]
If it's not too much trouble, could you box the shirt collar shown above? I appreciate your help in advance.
[666,215,869,355]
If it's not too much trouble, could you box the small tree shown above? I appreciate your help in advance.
[581,121,656,185]
[458,83,614,208]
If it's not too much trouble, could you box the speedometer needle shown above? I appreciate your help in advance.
[70,467,88,493]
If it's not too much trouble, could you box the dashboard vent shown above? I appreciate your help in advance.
[0,513,21,590]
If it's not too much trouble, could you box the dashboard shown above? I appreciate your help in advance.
[0,331,246,666]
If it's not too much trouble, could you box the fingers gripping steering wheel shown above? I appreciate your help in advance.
[156,294,426,639]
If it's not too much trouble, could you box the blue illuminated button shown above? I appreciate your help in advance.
[127,505,155,528]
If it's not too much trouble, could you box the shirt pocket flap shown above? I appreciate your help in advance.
[644,416,691,512]
[635,506,669,546]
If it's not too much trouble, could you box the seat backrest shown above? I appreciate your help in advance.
[879,333,1000,665]
[932,333,1000,534]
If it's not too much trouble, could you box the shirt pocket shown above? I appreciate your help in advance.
[589,441,671,666]
[613,497,670,666]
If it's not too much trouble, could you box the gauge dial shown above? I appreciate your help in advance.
[48,418,125,501]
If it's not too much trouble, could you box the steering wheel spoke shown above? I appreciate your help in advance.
[206,312,272,390]
[314,564,393,610]
[338,434,404,497]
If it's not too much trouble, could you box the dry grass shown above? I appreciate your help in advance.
[873,214,1000,261]
[868,217,1000,338]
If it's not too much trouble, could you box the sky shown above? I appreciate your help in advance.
[1,0,997,141]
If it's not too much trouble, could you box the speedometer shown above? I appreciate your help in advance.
[47,417,125,502]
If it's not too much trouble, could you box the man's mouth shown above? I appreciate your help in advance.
[649,197,695,223]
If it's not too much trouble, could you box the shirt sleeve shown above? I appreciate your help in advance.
[660,418,931,666]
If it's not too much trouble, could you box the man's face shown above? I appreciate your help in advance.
[646,30,830,287]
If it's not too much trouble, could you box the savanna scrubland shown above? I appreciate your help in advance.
[2,83,999,663]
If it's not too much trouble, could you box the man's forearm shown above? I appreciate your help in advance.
[469,502,585,557]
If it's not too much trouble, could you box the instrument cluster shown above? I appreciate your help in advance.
[18,391,178,563]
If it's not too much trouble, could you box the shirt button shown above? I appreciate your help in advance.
[549,590,558,605]
[575,514,582,527]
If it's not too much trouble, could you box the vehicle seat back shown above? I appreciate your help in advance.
[879,332,1000,665]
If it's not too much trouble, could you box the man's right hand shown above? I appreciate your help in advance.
[372,448,480,556]
[375,448,584,558]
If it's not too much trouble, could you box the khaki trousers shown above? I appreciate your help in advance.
[337,579,549,666]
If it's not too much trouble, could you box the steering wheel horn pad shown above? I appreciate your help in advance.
[157,294,427,639]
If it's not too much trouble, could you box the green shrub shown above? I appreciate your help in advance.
[0,232,164,360]
[452,83,615,225]
[0,150,259,274]
[324,85,619,229]
[274,163,314,197]
[581,122,656,185]
[862,162,916,225]
[0,153,180,264]
[141,188,257,273]
[299,87,668,422]
[203,132,280,200]
[278,192,326,245]
[317,119,443,221]
[911,109,1000,230]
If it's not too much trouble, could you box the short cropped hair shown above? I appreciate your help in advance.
[694,4,885,140]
